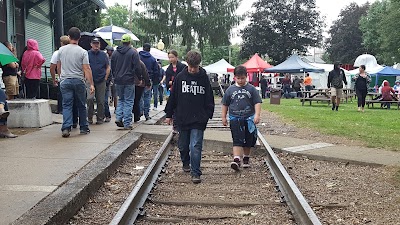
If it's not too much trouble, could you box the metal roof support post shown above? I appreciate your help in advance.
[55,0,63,49]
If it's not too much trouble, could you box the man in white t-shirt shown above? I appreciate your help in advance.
[56,27,95,138]
[50,35,69,114]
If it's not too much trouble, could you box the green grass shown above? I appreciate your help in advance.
[262,99,400,151]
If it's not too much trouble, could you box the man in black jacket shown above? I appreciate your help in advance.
[328,62,347,111]
[164,50,215,184]
[111,34,141,129]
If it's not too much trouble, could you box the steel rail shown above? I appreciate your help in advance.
[109,132,174,225]
[257,131,322,225]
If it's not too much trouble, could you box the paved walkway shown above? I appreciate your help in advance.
[0,106,165,225]
[1,106,399,224]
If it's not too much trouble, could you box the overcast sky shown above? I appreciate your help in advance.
[104,0,377,43]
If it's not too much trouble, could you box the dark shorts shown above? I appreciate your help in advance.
[230,119,257,147]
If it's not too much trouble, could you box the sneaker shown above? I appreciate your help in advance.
[230,159,240,171]
[72,123,78,129]
[191,175,201,184]
[104,117,111,123]
[80,128,90,134]
[145,116,151,121]
[62,129,70,138]
[182,164,191,173]
[243,157,250,168]
[88,119,93,124]
[115,120,124,127]
[123,125,133,130]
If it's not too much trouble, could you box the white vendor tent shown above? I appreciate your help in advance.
[309,63,352,89]
[204,59,234,75]
[136,47,169,60]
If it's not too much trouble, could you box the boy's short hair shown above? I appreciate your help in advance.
[68,27,81,41]
[186,50,202,66]
[60,35,70,46]
[234,65,247,76]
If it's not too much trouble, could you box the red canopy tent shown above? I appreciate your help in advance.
[227,54,273,73]
[227,54,273,86]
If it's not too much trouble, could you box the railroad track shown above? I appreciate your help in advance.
[108,83,322,225]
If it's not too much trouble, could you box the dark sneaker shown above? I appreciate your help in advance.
[62,129,70,138]
[182,164,191,173]
[123,125,133,130]
[115,120,124,127]
[230,159,240,171]
[243,157,250,168]
[104,117,111,123]
[191,175,201,184]
[145,116,151,121]
[72,123,78,129]
[80,128,90,135]
[88,119,93,124]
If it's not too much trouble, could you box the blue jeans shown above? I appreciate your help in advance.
[0,89,8,125]
[140,87,152,118]
[60,78,88,131]
[115,84,135,127]
[152,84,159,108]
[178,129,205,177]
[104,84,111,118]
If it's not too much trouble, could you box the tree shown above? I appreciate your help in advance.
[359,0,388,63]
[240,0,323,64]
[63,0,101,33]
[100,3,129,27]
[326,3,369,64]
[379,0,400,64]
[137,0,241,53]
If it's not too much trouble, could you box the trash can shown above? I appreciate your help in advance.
[270,89,281,105]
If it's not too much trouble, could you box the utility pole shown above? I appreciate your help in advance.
[129,0,133,31]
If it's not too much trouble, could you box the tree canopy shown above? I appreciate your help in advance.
[137,0,241,53]
[240,0,323,64]
[63,0,101,34]
[325,3,369,64]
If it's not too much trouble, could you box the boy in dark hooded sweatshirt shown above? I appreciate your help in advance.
[164,50,215,184]
[111,34,141,129]
[328,62,347,111]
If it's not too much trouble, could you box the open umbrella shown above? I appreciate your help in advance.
[93,25,140,42]
[0,42,19,66]
[79,32,109,51]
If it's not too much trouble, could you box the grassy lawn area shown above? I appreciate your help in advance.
[263,99,400,151]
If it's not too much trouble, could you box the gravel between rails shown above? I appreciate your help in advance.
[67,139,163,225]
[135,149,295,225]
[278,152,400,225]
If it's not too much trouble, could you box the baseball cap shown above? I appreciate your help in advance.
[91,37,100,43]
[105,46,114,51]
[121,34,132,43]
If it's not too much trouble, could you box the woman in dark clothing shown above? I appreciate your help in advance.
[352,65,371,112]
[133,61,151,122]
[165,50,186,93]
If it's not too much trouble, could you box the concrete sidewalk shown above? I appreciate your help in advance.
[0,106,165,225]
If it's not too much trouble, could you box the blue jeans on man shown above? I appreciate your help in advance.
[115,84,135,127]
[60,78,89,132]
[178,129,205,177]
[104,84,111,119]
[152,84,159,108]
[140,87,152,119]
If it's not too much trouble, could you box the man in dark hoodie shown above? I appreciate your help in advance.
[111,34,141,129]
[139,43,159,119]
[164,50,215,184]
[328,62,347,111]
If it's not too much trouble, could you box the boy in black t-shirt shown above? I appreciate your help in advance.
[222,66,262,171]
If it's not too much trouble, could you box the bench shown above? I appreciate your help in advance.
[7,99,53,128]
[300,98,331,106]
[365,100,400,110]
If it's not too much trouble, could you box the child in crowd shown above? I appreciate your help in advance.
[222,65,262,171]
[164,50,215,184]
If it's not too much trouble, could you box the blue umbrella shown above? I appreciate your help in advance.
[0,42,18,66]
[93,25,139,42]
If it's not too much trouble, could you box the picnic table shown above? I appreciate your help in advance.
[300,89,331,106]
[365,92,400,109]
[342,88,356,103]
